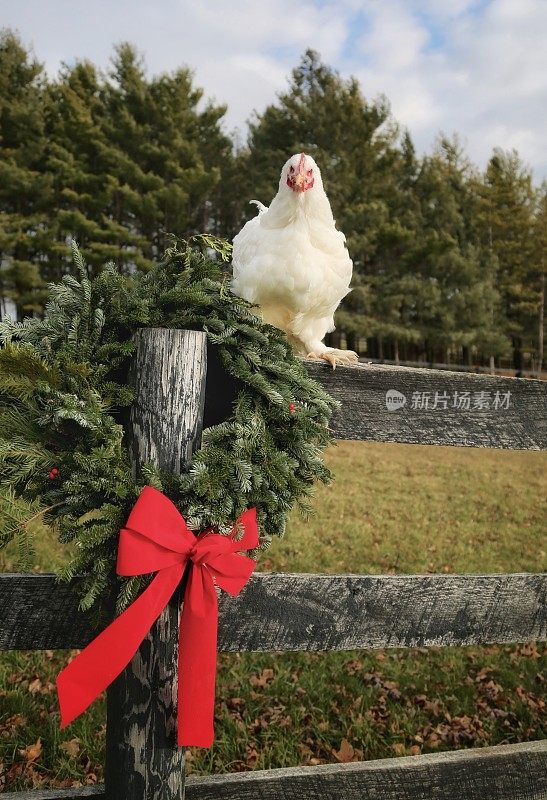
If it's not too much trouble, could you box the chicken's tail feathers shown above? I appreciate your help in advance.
[249,200,268,214]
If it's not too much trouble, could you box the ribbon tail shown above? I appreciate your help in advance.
[57,562,184,728]
[178,566,218,746]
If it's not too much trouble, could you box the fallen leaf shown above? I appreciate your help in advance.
[345,658,362,675]
[246,745,259,768]
[250,668,274,688]
[376,652,386,662]
[475,666,494,681]
[0,714,26,735]
[516,685,545,711]
[517,644,540,659]
[19,739,42,763]
[28,678,43,695]
[332,738,354,762]
[27,764,46,787]
[60,738,81,759]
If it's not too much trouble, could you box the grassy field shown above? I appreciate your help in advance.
[1,441,545,792]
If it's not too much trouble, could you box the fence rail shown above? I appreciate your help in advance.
[2,741,547,800]
[359,355,546,379]
[1,572,546,652]
[2,331,546,800]
[304,358,547,449]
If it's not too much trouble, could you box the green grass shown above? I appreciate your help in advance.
[1,442,545,791]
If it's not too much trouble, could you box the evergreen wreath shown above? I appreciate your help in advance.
[0,237,337,612]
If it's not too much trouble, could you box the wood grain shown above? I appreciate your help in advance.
[302,359,547,450]
[2,572,545,652]
[185,740,547,800]
[0,574,98,650]
[217,572,547,651]
[129,328,207,477]
[105,329,207,800]
[4,741,545,800]
[1,790,103,800]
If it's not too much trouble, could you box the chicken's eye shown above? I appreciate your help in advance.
[289,166,295,173]
[307,169,313,176]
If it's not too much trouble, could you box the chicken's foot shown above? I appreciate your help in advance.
[306,349,359,369]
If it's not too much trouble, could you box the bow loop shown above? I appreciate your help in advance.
[124,485,195,553]
[117,528,187,576]
[206,552,256,596]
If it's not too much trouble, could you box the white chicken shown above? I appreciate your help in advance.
[231,152,358,367]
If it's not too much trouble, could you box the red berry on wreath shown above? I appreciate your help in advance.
[289,403,296,413]
[49,467,59,480]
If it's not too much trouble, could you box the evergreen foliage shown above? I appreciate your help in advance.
[0,33,232,299]
[476,149,542,371]
[0,30,49,316]
[237,51,545,370]
[0,33,545,372]
[0,239,337,610]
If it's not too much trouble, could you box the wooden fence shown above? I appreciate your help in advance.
[1,328,546,800]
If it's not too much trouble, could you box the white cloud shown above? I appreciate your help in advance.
[0,0,545,177]
[349,0,547,176]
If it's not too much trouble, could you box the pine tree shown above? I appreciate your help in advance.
[239,50,405,350]
[362,129,423,361]
[532,188,546,375]
[43,58,146,280]
[104,43,233,261]
[388,136,510,365]
[477,149,538,371]
[0,29,49,318]
[2,33,236,305]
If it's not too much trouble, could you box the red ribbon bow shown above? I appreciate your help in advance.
[56,486,258,747]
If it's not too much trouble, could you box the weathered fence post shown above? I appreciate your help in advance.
[105,328,207,800]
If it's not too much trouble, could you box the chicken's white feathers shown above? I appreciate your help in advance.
[231,153,353,357]
[249,199,268,213]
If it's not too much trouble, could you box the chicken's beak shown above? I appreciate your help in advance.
[287,153,312,193]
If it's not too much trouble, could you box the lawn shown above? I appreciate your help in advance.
[0,441,545,792]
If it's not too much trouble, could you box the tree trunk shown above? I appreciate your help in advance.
[394,339,399,364]
[462,346,472,368]
[346,331,357,353]
[538,272,545,378]
[105,328,207,800]
[513,337,523,377]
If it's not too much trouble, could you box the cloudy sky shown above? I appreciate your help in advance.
[2,0,546,178]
